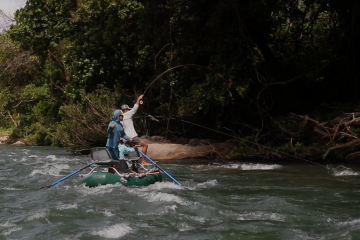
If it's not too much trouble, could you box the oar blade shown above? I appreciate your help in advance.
[137,150,181,185]
[39,162,94,189]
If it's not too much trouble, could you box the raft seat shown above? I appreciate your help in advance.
[124,150,158,172]
[90,147,131,174]
[90,147,118,165]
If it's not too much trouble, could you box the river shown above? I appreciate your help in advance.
[1,145,360,239]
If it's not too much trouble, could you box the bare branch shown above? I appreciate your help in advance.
[323,139,360,159]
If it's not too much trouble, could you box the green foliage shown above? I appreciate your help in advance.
[2,0,360,160]
[53,88,118,149]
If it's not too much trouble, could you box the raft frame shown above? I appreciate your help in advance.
[80,147,162,187]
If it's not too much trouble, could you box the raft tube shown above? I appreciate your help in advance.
[81,171,163,188]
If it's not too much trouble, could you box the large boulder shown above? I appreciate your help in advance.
[0,134,9,145]
[146,142,237,160]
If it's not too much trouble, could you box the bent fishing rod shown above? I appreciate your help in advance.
[135,65,336,171]
[139,64,226,105]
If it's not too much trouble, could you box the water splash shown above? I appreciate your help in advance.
[77,183,120,196]
[338,218,360,226]
[2,225,22,236]
[56,203,78,210]
[2,187,21,191]
[142,181,183,191]
[91,223,132,239]
[137,205,178,216]
[191,163,282,171]
[102,210,115,217]
[331,165,359,176]
[239,163,282,170]
[26,210,47,221]
[29,163,70,176]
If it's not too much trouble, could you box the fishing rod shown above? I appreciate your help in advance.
[133,65,337,171]
[139,64,225,105]
[134,114,332,170]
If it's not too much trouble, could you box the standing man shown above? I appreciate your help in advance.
[106,109,130,160]
[121,94,150,165]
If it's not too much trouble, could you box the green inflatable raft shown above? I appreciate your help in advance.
[81,171,163,187]
[80,147,163,188]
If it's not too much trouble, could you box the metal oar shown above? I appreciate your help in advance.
[137,150,181,185]
[40,162,95,189]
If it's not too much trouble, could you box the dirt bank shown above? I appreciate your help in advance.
[142,137,238,160]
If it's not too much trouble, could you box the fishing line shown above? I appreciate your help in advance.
[133,64,340,172]
[139,64,226,104]
[134,115,331,170]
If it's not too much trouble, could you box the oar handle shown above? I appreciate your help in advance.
[137,150,181,185]
[41,162,95,189]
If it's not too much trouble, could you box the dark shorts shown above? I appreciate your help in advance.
[128,137,141,146]
[106,147,119,160]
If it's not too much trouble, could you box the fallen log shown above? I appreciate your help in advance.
[323,139,360,159]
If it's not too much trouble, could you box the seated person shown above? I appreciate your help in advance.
[118,138,139,173]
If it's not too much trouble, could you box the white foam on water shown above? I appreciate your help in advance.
[221,210,285,222]
[137,205,177,216]
[223,163,241,169]
[42,155,75,164]
[7,157,19,162]
[178,222,194,232]
[141,181,183,190]
[21,149,30,154]
[2,226,22,236]
[331,165,359,176]
[56,203,78,210]
[289,229,314,240]
[91,223,132,239]
[338,218,360,226]
[102,210,115,217]
[191,163,282,171]
[240,163,282,170]
[77,183,119,196]
[19,156,29,162]
[0,221,17,228]
[29,163,70,177]
[45,155,57,161]
[190,164,219,170]
[18,153,39,163]
[139,191,188,205]
[183,214,206,224]
[335,170,359,176]
[186,179,218,190]
[26,210,47,221]
[2,187,21,191]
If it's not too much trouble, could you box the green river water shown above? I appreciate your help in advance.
[1,145,360,240]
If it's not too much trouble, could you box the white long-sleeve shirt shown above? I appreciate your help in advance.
[121,104,139,138]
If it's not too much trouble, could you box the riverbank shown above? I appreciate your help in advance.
[0,133,239,160]
[142,136,238,160]
[0,133,9,145]
[0,133,26,145]
[2,132,360,162]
